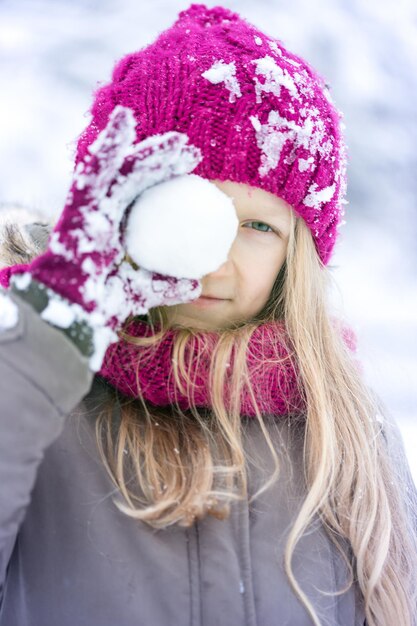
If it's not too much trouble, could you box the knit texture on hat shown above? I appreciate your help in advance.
[76,3,348,265]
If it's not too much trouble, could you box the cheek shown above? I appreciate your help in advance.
[238,243,286,297]
[253,269,277,297]
[240,261,282,306]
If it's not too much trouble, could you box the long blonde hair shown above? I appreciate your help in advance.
[94,213,417,625]
[2,209,415,625]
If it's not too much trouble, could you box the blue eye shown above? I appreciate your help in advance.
[242,221,274,233]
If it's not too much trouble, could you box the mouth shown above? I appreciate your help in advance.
[191,295,230,306]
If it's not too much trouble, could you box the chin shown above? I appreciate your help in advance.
[170,312,227,332]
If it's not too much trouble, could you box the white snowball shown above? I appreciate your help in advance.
[124,174,238,279]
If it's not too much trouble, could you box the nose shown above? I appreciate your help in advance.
[205,254,234,278]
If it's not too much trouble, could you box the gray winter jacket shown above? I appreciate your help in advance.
[0,290,415,626]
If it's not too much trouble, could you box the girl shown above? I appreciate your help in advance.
[0,4,416,625]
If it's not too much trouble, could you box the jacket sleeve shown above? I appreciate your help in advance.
[0,290,94,599]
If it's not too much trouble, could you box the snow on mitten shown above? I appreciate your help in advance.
[7,106,203,370]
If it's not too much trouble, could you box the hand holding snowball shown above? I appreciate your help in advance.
[7,105,238,370]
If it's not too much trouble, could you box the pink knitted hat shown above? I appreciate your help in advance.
[76,3,348,265]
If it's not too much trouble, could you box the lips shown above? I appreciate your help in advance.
[200,295,227,300]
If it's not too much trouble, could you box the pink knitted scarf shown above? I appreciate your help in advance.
[98,319,357,417]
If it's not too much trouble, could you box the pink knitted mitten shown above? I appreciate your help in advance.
[8,106,203,369]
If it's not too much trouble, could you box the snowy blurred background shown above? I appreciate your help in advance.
[1,0,416,480]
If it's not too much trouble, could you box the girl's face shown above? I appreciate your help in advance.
[164,179,293,331]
